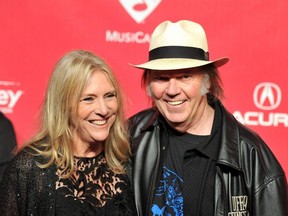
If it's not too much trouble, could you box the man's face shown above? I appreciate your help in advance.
[148,68,209,132]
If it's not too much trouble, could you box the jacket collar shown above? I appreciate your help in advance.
[141,108,160,131]
[141,100,242,171]
[216,101,241,171]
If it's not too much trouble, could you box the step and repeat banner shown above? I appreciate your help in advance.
[0,1,287,175]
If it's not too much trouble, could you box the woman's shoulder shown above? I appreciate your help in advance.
[9,147,37,170]
[0,147,39,184]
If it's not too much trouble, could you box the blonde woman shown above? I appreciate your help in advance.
[0,50,136,215]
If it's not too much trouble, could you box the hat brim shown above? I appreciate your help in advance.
[129,57,229,70]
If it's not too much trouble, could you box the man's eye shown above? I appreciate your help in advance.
[154,76,169,81]
[181,74,191,80]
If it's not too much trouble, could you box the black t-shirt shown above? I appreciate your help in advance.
[151,103,222,216]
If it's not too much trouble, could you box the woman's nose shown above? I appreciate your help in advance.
[94,99,109,116]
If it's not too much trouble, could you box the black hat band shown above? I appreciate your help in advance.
[149,46,209,61]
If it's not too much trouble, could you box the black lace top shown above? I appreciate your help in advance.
[55,152,136,215]
[0,148,136,216]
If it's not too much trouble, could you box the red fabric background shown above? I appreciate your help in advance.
[0,0,287,176]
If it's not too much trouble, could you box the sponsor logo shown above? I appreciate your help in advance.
[253,82,281,110]
[228,196,249,216]
[106,1,157,44]
[233,82,288,127]
[0,81,24,113]
[106,30,150,43]
[119,0,161,23]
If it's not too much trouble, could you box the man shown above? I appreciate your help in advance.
[0,112,17,181]
[128,20,288,216]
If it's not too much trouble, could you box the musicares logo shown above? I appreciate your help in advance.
[119,0,161,23]
[233,82,288,127]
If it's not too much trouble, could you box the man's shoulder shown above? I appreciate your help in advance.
[128,108,158,136]
[129,108,156,121]
[0,112,15,132]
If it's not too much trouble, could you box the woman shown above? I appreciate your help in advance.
[0,50,136,215]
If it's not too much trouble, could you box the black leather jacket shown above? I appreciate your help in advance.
[128,101,288,216]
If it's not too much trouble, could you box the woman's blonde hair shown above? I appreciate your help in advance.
[22,50,130,176]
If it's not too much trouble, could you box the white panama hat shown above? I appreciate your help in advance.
[130,20,229,70]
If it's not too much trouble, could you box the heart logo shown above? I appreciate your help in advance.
[119,0,161,23]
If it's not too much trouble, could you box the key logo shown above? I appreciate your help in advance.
[0,81,24,113]
[253,82,281,110]
[119,0,161,23]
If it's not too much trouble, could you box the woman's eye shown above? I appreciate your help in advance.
[105,92,117,100]
[81,97,94,102]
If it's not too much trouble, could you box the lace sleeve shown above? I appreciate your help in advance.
[0,150,34,215]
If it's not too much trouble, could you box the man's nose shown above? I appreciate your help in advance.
[165,78,181,95]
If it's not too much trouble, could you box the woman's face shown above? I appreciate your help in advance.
[76,71,118,145]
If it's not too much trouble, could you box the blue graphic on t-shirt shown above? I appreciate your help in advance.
[151,166,184,216]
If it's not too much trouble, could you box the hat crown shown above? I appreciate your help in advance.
[129,19,229,70]
[149,20,208,52]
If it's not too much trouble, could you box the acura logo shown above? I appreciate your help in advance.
[253,82,281,110]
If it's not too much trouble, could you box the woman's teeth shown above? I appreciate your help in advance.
[90,120,106,126]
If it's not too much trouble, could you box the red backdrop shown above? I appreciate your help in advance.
[0,0,287,176]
